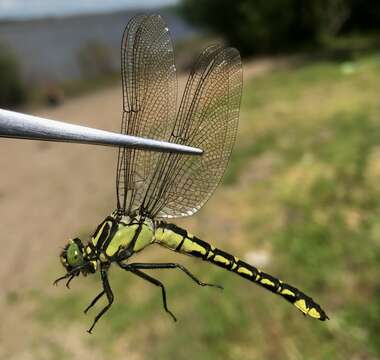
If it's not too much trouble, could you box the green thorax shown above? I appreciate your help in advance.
[90,213,155,259]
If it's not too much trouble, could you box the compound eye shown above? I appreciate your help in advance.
[67,243,83,267]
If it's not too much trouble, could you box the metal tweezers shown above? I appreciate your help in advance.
[0,108,203,155]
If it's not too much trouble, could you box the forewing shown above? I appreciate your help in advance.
[141,45,242,218]
[116,15,177,214]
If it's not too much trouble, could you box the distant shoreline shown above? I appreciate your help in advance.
[0,9,194,82]
[0,2,177,22]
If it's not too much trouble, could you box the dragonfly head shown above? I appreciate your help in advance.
[60,238,96,276]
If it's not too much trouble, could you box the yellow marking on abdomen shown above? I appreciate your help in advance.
[260,278,276,287]
[181,239,207,256]
[308,307,322,319]
[294,299,308,314]
[280,288,295,297]
[213,255,230,266]
[155,228,183,250]
[237,266,253,277]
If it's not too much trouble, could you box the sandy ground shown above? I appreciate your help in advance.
[0,57,284,356]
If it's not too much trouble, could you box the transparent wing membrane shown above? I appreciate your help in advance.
[116,15,242,218]
[143,46,242,218]
[116,15,177,213]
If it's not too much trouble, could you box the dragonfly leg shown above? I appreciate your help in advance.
[53,267,80,286]
[65,275,75,289]
[121,264,177,322]
[127,262,223,289]
[84,290,105,314]
[87,269,114,334]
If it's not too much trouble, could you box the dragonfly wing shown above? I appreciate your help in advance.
[116,15,177,214]
[141,45,242,218]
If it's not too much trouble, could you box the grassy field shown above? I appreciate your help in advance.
[6,49,380,359]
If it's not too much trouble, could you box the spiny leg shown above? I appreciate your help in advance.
[121,264,177,322]
[84,290,105,314]
[53,267,81,286]
[87,269,114,334]
[65,275,75,289]
[127,262,223,289]
[53,273,73,286]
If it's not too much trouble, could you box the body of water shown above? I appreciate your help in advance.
[0,9,193,82]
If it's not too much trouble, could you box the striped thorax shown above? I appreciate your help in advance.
[60,213,155,275]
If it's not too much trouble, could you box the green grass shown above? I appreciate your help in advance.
[31,49,380,359]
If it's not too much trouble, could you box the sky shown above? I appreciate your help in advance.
[0,0,178,19]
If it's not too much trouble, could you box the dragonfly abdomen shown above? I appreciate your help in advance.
[155,222,328,321]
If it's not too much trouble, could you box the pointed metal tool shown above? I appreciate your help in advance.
[0,108,203,155]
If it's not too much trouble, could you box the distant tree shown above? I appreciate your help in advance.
[0,43,26,108]
[180,0,378,55]
[343,0,380,32]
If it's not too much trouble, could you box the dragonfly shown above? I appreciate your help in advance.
[54,14,328,333]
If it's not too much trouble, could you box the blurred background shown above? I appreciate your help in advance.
[1,0,380,359]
